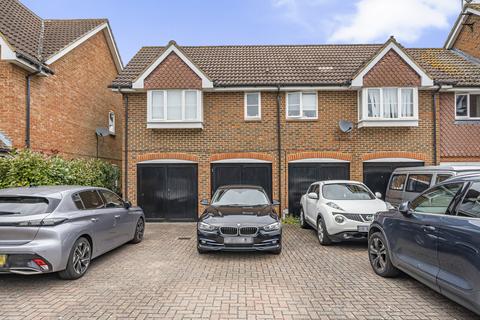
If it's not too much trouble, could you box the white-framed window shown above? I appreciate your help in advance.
[147,90,202,123]
[361,87,418,121]
[108,111,115,135]
[286,92,318,119]
[244,92,261,120]
[455,93,480,120]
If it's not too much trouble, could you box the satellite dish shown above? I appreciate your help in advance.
[339,120,353,133]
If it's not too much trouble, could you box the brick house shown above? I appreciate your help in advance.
[111,15,480,222]
[0,0,123,165]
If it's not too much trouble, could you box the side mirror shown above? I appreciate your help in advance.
[272,200,280,206]
[200,199,209,206]
[124,201,132,209]
[399,201,411,216]
[375,192,382,199]
[307,192,319,200]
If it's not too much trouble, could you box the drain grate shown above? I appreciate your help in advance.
[177,236,192,240]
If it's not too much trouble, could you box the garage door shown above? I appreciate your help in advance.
[363,162,423,198]
[211,163,272,200]
[288,162,350,216]
[137,163,198,222]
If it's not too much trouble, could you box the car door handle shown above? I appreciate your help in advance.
[91,218,98,222]
[114,215,121,219]
[422,225,436,232]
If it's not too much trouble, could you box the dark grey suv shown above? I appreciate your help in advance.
[368,174,480,315]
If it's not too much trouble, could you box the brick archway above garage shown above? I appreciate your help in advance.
[136,152,199,163]
[287,151,352,162]
[361,151,427,162]
[210,152,274,163]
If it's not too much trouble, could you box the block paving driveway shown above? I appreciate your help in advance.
[0,223,476,320]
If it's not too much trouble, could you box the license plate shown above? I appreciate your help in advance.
[0,255,6,267]
[357,225,369,233]
[224,237,253,245]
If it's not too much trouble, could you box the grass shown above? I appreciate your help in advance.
[282,214,300,226]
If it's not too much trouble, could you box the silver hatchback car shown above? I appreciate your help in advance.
[0,186,145,280]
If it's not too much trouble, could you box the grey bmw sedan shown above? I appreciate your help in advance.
[0,186,145,280]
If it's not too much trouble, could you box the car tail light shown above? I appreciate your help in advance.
[32,258,49,271]
[17,218,67,227]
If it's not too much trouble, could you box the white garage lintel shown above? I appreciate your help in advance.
[363,158,423,163]
[211,158,271,164]
[289,158,349,163]
[137,159,197,164]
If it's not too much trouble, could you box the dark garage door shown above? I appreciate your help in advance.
[211,163,272,200]
[363,162,424,198]
[288,162,350,216]
[137,163,198,222]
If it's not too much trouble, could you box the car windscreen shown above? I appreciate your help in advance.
[211,188,270,206]
[0,197,51,216]
[322,184,375,200]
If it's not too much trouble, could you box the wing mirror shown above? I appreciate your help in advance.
[307,192,319,200]
[399,201,412,216]
[200,199,209,206]
[272,200,280,206]
[124,201,132,209]
[375,192,382,199]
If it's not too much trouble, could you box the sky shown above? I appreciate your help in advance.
[22,0,472,65]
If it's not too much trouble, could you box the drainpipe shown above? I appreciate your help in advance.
[432,86,441,165]
[25,70,40,148]
[276,86,282,211]
[120,87,129,201]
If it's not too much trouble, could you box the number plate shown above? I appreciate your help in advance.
[357,225,369,233]
[0,255,7,267]
[224,237,253,245]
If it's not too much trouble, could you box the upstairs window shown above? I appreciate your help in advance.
[286,92,317,119]
[362,88,417,120]
[148,90,202,122]
[456,93,480,120]
[244,92,261,120]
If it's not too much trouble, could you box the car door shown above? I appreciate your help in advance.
[385,183,462,290]
[436,182,480,309]
[100,190,132,243]
[305,184,319,223]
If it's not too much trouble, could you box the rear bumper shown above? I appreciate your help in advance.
[0,253,53,275]
[197,229,282,252]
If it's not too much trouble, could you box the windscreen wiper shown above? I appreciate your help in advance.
[0,211,21,215]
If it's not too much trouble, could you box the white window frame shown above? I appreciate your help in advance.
[108,111,115,135]
[455,93,480,120]
[361,87,418,121]
[147,89,203,123]
[244,92,261,120]
[286,92,318,120]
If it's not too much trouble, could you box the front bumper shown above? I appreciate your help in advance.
[197,229,282,252]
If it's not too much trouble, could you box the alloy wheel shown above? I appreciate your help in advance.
[317,220,324,242]
[136,219,145,240]
[72,241,91,275]
[369,237,387,272]
[300,210,305,225]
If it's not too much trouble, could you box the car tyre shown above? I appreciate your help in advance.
[58,237,92,280]
[197,246,208,254]
[368,232,399,277]
[271,245,282,255]
[130,218,145,244]
[299,208,309,229]
[317,217,332,246]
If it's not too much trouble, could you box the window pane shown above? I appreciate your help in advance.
[247,105,259,117]
[367,89,380,117]
[436,174,452,184]
[458,182,480,218]
[401,88,414,117]
[406,174,432,193]
[389,174,406,190]
[185,91,198,120]
[100,190,123,208]
[151,91,164,119]
[302,93,317,118]
[246,93,259,106]
[456,95,468,117]
[287,93,301,117]
[383,88,398,118]
[79,190,104,210]
[411,183,462,214]
[470,95,480,118]
[246,93,259,118]
[167,91,182,120]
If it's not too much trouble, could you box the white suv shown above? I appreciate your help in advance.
[299,180,391,245]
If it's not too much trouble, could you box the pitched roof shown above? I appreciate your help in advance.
[112,43,480,88]
[0,0,118,71]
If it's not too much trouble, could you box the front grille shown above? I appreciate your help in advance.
[240,227,258,235]
[341,213,363,222]
[220,227,238,235]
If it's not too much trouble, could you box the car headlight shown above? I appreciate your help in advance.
[385,202,394,210]
[198,222,217,232]
[263,222,281,231]
[326,202,344,211]
[334,215,345,223]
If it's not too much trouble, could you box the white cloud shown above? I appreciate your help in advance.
[271,0,331,33]
[328,0,459,44]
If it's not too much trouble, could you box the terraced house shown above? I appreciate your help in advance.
[0,0,123,164]
[111,4,480,221]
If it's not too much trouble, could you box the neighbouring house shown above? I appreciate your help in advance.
[111,9,480,222]
[441,3,480,165]
[0,0,123,165]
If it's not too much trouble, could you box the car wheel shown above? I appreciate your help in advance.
[271,246,282,255]
[130,218,145,244]
[317,217,332,246]
[368,232,399,277]
[58,237,92,280]
[299,208,309,229]
[197,246,208,254]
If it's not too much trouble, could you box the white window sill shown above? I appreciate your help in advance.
[286,117,318,121]
[147,121,203,129]
[358,119,418,128]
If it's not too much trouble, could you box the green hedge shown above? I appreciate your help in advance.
[0,150,120,194]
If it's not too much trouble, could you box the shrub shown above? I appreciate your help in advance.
[0,150,120,194]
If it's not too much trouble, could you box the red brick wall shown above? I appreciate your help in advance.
[452,14,480,59]
[144,52,202,90]
[0,31,123,165]
[439,92,480,162]
[125,90,435,214]
[363,49,421,87]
